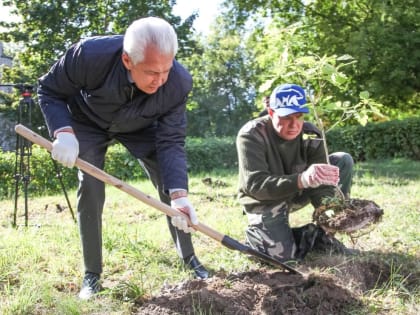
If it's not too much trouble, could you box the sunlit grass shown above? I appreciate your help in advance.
[0,158,418,314]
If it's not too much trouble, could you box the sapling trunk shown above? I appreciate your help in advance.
[307,88,346,200]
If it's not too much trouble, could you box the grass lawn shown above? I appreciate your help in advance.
[0,158,419,314]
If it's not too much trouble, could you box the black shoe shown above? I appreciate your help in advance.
[183,255,209,279]
[78,272,101,300]
[313,228,359,256]
[292,223,320,260]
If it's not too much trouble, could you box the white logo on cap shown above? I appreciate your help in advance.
[275,88,304,108]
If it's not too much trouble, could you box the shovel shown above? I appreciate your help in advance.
[15,124,301,275]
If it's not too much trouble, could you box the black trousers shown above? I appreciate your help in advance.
[72,120,194,275]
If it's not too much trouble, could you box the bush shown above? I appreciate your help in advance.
[186,137,237,172]
[0,146,78,200]
[327,117,420,161]
[0,137,237,199]
[1,117,418,199]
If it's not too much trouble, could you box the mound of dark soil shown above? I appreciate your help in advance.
[132,254,420,315]
[134,268,362,314]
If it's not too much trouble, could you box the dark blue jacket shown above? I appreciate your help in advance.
[37,35,192,190]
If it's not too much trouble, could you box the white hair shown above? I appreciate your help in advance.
[123,17,178,65]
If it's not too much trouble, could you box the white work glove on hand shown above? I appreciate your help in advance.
[170,197,198,234]
[301,163,340,188]
[51,132,79,168]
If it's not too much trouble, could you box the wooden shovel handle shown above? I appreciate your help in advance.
[15,124,300,274]
[14,124,225,242]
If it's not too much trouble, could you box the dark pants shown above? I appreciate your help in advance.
[73,121,194,275]
[245,152,354,261]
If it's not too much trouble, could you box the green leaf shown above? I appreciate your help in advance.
[360,91,370,99]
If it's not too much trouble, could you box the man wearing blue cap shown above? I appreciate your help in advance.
[236,83,354,262]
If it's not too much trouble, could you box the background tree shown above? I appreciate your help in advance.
[1,0,418,139]
[226,0,420,118]
[248,22,384,128]
[307,0,419,116]
[184,14,258,137]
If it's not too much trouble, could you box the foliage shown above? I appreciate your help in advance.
[1,117,419,199]
[0,146,78,199]
[241,19,389,163]
[0,87,47,137]
[186,137,237,171]
[0,91,16,117]
[327,117,420,161]
[0,143,152,200]
[226,0,420,116]
[1,0,419,141]
[184,15,258,137]
[0,136,236,199]
[247,21,387,130]
[306,0,420,112]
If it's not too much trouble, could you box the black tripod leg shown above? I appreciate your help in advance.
[51,158,76,223]
[23,144,31,227]
[13,136,31,227]
[10,84,37,228]
[13,157,20,227]
[23,174,29,227]
[13,184,19,227]
[13,134,22,227]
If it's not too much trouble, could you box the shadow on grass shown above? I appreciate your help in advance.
[354,158,420,183]
[302,249,419,296]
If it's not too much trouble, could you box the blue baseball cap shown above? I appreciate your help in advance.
[269,84,309,117]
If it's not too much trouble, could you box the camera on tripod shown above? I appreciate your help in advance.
[0,83,34,103]
[13,83,35,92]
[1,83,75,227]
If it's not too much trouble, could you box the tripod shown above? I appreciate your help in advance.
[3,83,76,227]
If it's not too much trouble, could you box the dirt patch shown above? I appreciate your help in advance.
[132,255,418,314]
[133,267,363,314]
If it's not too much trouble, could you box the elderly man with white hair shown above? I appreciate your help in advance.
[38,16,209,300]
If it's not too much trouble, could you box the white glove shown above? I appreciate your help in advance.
[51,132,79,168]
[301,163,339,188]
[170,197,198,234]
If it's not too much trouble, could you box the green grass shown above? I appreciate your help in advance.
[0,158,419,314]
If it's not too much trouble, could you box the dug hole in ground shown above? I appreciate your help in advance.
[132,253,416,314]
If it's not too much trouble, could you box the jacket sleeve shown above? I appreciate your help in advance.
[155,95,189,192]
[155,62,192,192]
[37,42,88,136]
